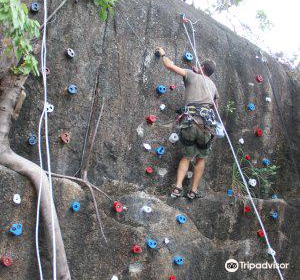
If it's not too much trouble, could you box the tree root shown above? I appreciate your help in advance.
[49,171,114,243]
[0,75,71,279]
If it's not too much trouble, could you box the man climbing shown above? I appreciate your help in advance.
[156,47,219,199]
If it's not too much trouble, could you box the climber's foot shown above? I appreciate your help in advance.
[171,186,183,198]
[187,190,201,200]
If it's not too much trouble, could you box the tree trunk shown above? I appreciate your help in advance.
[0,73,71,279]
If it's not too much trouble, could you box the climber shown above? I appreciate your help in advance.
[156,47,219,199]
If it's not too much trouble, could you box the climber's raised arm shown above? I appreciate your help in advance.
[156,47,186,77]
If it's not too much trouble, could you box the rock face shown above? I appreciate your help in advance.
[0,0,299,279]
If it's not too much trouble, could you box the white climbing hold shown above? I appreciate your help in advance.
[248,178,257,187]
[143,143,152,152]
[141,206,152,213]
[111,276,118,280]
[265,97,271,102]
[136,125,144,137]
[157,167,168,177]
[13,194,21,204]
[164,237,170,244]
[168,133,179,144]
[239,138,245,145]
[267,247,276,256]
[187,171,193,179]
[248,83,254,87]
[45,102,54,113]
[159,104,166,111]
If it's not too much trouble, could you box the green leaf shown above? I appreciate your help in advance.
[98,8,108,21]
[15,46,22,60]
[20,2,28,15]
[0,11,10,21]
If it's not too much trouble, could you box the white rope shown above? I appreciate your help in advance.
[36,109,45,280]
[38,0,57,279]
[182,15,284,280]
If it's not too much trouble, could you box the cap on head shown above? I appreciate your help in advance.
[201,59,216,76]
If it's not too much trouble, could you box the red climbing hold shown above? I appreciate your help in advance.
[170,276,176,280]
[1,256,13,267]
[60,132,71,144]
[170,85,176,91]
[256,128,263,137]
[257,229,265,238]
[244,206,251,213]
[146,115,157,125]
[113,201,123,213]
[245,154,251,161]
[146,167,153,174]
[131,245,142,254]
[255,75,264,83]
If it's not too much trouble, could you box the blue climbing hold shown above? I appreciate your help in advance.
[262,158,270,166]
[28,135,38,146]
[156,85,167,95]
[176,214,187,224]
[227,188,233,196]
[9,223,22,236]
[71,201,81,212]
[270,211,278,219]
[173,256,184,266]
[183,51,193,62]
[271,194,278,199]
[31,2,40,13]
[156,146,165,156]
[68,84,78,95]
[147,239,157,249]
[247,102,255,111]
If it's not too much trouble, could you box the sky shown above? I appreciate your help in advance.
[184,0,300,65]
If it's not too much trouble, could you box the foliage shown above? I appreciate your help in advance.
[202,1,273,33]
[256,10,273,31]
[0,0,40,76]
[93,0,118,22]
[231,148,279,199]
[214,0,244,12]
[203,0,244,14]
[225,100,236,114]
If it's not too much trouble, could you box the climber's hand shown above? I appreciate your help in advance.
[156,47,166,57]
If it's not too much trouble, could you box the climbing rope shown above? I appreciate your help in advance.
[36,109,45,280]
[182,15,284,280]
[36,0,57,279]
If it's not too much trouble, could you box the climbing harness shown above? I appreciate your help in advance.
[181,13,284,280]
[178,104,217,127]
[177,103,216,149]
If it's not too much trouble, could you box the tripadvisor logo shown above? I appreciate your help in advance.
[225,259,289,272]
[225,259,239,272]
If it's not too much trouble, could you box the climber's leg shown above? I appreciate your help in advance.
[171,157,191,196]
[190,157,205,194]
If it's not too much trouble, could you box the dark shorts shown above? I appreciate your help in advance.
[180,124,212,159]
